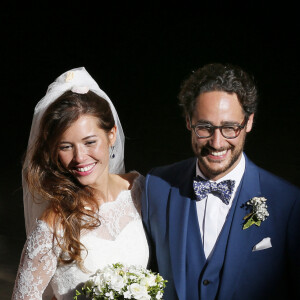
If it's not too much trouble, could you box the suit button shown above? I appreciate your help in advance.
[203,279,210,285]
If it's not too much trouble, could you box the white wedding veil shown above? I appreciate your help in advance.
[22,67,125,236]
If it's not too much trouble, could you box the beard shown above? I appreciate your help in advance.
[194,133,247,179]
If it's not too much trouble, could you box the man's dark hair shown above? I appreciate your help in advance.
[178,63,258,118]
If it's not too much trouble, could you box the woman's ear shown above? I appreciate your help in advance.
[108,125,117,146]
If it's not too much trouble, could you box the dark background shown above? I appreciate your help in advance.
[1,2,299,297]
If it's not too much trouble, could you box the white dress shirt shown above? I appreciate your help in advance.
[196,153,245,259]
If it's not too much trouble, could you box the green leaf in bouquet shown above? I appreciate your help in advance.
[243,217,255,230]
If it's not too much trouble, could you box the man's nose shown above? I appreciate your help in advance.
[209,128,226,149]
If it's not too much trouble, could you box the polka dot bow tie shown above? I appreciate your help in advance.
[193,176,235,205]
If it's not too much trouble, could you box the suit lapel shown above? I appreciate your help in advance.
[168,158,203,299]
[218,156,262,300]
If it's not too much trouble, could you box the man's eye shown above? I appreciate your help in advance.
[197,125,212,130]
[223,126,237,131]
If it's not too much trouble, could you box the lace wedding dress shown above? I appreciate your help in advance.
[12,173,149,300]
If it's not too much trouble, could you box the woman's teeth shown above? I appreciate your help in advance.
[76,163,95,172]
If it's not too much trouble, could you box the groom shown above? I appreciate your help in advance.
[142,63,300,300]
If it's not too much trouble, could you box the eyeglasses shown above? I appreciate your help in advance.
[190,117,248,139]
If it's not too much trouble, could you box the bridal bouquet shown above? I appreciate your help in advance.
[74,262,167,300]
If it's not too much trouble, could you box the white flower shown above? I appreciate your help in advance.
[129,274,138,280]
[247,197,269,221]
[91,273,105,289]
[109,273,125,292]
[243,197,269,230]
[123,290,132,299]
[128,266,144,278]
[102,266,117,282]
[74,262,167,300]
[105,291,114,299]
[140,274,156,287]
[129,283,150,300]
[65,71,74,82]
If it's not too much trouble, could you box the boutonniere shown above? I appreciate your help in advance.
[243,197,269,230]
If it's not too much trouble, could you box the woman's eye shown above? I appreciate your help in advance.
[85,141,96,146]
[59,145,72,151]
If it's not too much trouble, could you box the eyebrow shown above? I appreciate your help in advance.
[195,119,241,126]
[82,135,97,140]
[59,135,98,144]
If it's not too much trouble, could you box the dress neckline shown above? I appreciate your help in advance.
[35,171,143,233]
[98,171,141,211]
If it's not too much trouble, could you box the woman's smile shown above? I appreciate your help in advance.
[73,162,97,176]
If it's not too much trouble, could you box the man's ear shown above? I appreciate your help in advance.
[186,115,192,131]
[246,113,254,133]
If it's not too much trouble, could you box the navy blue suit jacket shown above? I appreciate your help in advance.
[142,154,300,300]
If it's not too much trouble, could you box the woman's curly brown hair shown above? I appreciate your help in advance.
[24,90,115,269]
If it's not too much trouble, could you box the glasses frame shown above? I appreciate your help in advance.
[190,116,248,139]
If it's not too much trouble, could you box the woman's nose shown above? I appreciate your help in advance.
[73,146,86,163]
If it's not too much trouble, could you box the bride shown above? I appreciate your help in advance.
[12,67,149,299]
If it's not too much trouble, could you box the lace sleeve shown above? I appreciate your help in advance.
[130,173,145,214]
[12,220,59,300]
